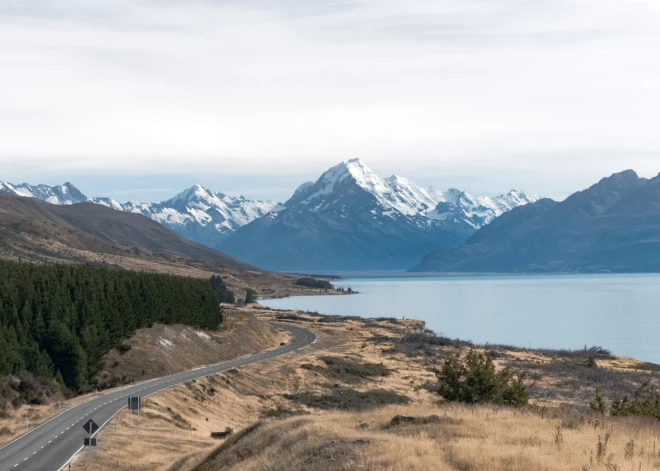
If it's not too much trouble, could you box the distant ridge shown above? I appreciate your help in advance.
[411,170,660,273]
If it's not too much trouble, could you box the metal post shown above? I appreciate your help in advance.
[88,429,92,469]
[25,417,28,429]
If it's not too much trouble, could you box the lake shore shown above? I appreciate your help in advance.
[260,274,660,364]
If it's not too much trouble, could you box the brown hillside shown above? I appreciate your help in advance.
[0,194,327,299]
[0,193,251,269]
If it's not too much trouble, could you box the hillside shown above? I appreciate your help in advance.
[48,307,660,471]
[0,181,277,247]
[220,159,537,271]
[0,193,252,269]
[0,193,326,300]
[411,170,660,273]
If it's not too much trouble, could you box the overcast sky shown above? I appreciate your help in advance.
[1,0,659,203]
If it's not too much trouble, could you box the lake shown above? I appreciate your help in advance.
[260,274,660,363]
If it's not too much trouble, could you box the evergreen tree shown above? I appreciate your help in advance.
[0,260,223,392]
[244,288,257,304]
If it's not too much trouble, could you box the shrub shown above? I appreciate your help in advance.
[284,388,410,410]
[590,387,606,414]
[435,350,529,407]
[610,381,660,419]
[301,356,391,384]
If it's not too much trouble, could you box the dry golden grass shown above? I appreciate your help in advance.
[39,308,660,471]
[198,404,660,471]
[97,310,291,388]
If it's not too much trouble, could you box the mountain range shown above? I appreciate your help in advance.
[0,180,279,250]
[219,159,538,270]
[411,169,660,273]
[1,159,538,271]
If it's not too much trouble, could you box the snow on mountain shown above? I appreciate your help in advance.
[1,161,539,271]
[286,158,538,229]
[150,184,280,234]
[0,181,87,205]
[0,180,279,249]
[219,158,541,271]
[428,188,540,229]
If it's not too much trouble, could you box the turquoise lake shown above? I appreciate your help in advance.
[260,274,660,363]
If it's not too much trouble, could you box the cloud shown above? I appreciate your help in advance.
[0,0,659,193]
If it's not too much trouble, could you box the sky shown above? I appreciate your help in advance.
[1,0,660,203]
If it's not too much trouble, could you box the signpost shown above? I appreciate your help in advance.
[82,419,99,468]
[128,396,141,424]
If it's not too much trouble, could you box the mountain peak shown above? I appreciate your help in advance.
[170,184,212,203]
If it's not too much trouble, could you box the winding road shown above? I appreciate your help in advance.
[0,323,315,471]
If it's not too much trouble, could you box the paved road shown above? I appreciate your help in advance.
[0,323,315,471]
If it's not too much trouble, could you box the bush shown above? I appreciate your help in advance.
[284,388,410,410]
[604,381,660,420]
[301,357,391,383]
[436,350,529,407]
[296,277,333,290]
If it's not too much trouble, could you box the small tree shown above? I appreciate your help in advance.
[436,350,529,407]
[590,387,606,414]
[610,381,660,419]
[244,289,257,304]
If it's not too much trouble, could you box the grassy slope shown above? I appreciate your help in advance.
[52,307,660,471]
[0,311,288,447]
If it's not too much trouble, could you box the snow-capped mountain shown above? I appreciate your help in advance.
[219,159,539,271]
[0,181,87,205]
[2,161,538,270]
[115,186,280,249]
[276,158,537,231]
[0,180,278,249]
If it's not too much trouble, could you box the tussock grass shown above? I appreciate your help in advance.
[196,404,660,471]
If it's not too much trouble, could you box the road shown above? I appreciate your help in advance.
[0,323,315,471]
